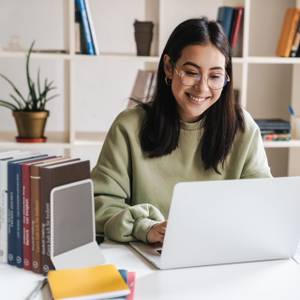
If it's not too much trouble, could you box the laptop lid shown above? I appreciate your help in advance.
[158,176,300,269]
[50,179,105,269]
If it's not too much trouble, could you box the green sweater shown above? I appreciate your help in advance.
[91,106,271,243]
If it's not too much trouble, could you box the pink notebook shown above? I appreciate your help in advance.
[127,272,136,300]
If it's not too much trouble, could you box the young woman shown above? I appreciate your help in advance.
[91,18,271,244]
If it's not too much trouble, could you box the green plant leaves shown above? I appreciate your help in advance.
[0,40,59,112]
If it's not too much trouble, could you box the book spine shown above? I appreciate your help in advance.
[41,168,55,274]
[22,164,32,270]
[41,171,55,274]
[85,0,99,54]
[31,166,42,274]
[217,6,234,39]
[7,163,16,266]
[230,7,244,49]
[276,9,300,57]
[15,165,24,268]
[290,20,300,57]
[75,0,95,55]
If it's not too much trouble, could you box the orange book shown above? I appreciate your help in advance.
[276,8,300,57]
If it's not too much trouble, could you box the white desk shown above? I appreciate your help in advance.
[2,241,300,300]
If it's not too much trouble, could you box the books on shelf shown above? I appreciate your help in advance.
[128,70,157,108]
[216,6,244,57]
[47,264,130,300]
[262,133,291,142]
[255,118,291,141]
[255,118,291,131]
[276,8,300,57]
[75,0,98,55]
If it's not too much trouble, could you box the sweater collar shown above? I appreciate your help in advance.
[180,118,204,130]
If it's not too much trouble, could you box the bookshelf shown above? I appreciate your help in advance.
[0,0,300,176]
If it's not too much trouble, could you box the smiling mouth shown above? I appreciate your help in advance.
[187,93,210,103]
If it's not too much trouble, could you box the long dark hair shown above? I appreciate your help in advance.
[140,17,245,173]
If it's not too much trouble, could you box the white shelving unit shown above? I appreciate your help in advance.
[0,0,300,175]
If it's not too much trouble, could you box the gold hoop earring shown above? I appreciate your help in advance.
[165,76,171,86]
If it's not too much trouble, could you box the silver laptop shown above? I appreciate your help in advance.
[130,177,300,269]
[50,179,105,269]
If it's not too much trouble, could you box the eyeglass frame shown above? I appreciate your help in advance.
[172,64,230,90]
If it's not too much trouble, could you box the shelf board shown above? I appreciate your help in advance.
[72,52,160,62]
[0,141,71,149]
[248,57,300,64]
[0,132,70,148]
[232,57,244,64]
[0,50,70,60]
[0,51,159,62]
[263,140,300,148]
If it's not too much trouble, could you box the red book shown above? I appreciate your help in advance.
[21,156,57,270]
[230,7,244,48]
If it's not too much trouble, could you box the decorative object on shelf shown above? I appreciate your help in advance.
[133,20,154,56]
[0,41,58,143]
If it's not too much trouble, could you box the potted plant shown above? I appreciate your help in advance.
[0,41,58,142]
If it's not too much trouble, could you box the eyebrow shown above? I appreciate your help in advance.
[182,62,224,71]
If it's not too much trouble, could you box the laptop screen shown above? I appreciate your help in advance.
[51,179,95,257]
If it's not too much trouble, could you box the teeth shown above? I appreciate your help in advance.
[189,94,205,102]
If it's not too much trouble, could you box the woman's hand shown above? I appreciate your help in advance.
[147,221,167,244]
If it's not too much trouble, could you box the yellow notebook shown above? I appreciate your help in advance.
[47,264,130,300]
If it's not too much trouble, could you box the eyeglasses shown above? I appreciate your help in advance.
[174,68,230,90]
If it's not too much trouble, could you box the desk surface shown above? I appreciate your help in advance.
[2,241,300,300]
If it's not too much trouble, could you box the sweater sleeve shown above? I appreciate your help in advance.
[241,125,272,179]
[91,117,164,243]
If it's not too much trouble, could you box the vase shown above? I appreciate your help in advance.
[12,110,49,142]
[133,20,154,56]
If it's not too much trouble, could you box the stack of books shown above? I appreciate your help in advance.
[216,6,244,56]
[0,150,91,274]
[75,0,99,55]
[255,118,291,141]
[276,8,300,57]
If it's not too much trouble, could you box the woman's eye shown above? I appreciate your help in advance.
[210,74,224,79]
[185,71,199,77]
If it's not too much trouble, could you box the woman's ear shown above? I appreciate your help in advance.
[163,54,173,79]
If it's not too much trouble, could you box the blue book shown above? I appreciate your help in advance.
[217,6,235,40]
[75,0,95,55]
[7,154,47,267]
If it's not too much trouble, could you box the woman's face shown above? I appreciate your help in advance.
[164,43,227,123]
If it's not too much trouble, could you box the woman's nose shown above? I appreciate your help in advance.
[193,76,210,93]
